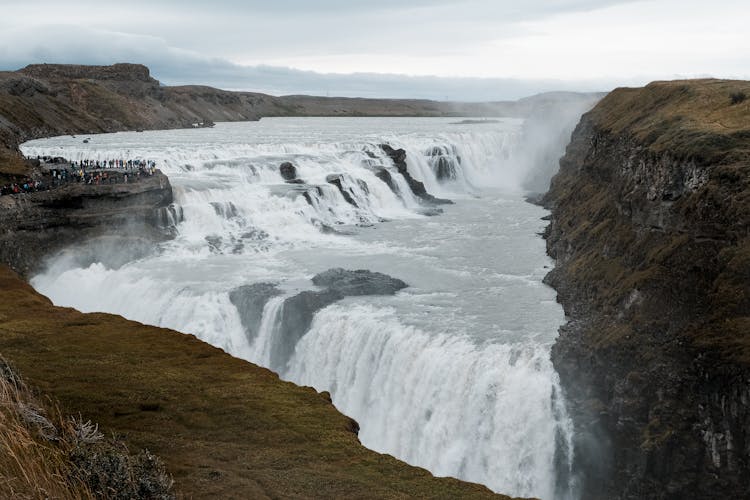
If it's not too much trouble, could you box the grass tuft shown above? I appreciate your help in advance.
[0,356,174,500]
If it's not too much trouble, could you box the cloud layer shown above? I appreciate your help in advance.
[1,0,748,100]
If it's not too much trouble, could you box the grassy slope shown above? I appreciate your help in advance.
[0,266,513,499]
[588,79,750,163]
[540,78,750,498]
[582,80,750,359]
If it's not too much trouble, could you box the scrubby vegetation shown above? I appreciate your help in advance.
[587,79,750,164]
[731,91,747,105]
[0,357,174,500]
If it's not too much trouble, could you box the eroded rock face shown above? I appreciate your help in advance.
[380,144,452,205]
[0,172,174,276]
[229,283,282,345]
[326,174,358,207]
[20,63,156,83]
[230,268,408,372]
[542,82,750,500]
[372,167,398,194]
[426,145,459,181]
[271,289,344,370]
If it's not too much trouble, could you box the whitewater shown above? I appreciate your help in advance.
[22,117,576,499]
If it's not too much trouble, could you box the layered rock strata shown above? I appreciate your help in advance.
[543,79,750,499]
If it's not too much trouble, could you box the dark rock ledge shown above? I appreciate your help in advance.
[0,172,174,276]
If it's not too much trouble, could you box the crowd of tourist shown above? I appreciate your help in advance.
[0,179,46,196]
[1,157,159,197]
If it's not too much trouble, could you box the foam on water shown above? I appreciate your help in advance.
[24,117,576,499]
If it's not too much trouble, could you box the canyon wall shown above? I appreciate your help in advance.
[0,172,174,276]
[543,79,750,499]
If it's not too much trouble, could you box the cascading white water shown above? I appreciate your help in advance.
[23,117,576,499]
[287,304,573,499]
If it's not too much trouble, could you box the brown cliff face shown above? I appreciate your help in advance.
[20,63,156,82]
[0,172,175,277]
[0,63,281,166]
[543,79,750,499]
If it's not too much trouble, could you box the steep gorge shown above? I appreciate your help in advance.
[543,79,750,499]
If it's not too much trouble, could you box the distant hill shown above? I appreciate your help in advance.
[0,63,602,179]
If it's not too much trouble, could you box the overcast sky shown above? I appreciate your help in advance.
[1,0,748,100]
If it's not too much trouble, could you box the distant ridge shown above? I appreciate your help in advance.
[0,62,601,180]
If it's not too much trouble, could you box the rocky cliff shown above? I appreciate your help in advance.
[0,172,174,277]
[543,79,750,499]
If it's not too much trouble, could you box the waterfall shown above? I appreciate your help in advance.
[23,117,576,499]
[249,295,286,367]
[285,304,573,499]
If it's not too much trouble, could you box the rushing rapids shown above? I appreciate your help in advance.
[22,117,577,499]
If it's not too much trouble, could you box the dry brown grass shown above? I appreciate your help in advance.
[0,357,94,500]
[588,79,750,164]
[0,356,174,500]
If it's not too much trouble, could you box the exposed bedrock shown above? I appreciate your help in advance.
[0,172,174,276]
[326,174,360,207]
[311,268,408,296]
[542,80,750,500]
[426,145,460,181]
[231,269,408,372]
[379,144,453,205]
[272,288,344,371]
[229,283,283,344]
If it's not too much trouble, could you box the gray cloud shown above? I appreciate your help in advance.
[0,26,619,100]
[1,0,640,61]
[2,1,743,100]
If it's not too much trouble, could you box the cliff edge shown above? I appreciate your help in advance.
[543,79,750,499]
[0,171,174,276]
[0,265,512,499]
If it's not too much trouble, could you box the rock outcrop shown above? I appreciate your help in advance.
[311,267,408,296]
[229,283,282,344]
[380,144,453,205]
[0,172,174,276]
[326,174,360,207]
[231,269,409,372]
[543,79,750,499]
[278,161,298,181]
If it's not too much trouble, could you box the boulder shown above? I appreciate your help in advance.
[279,162,297,181]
